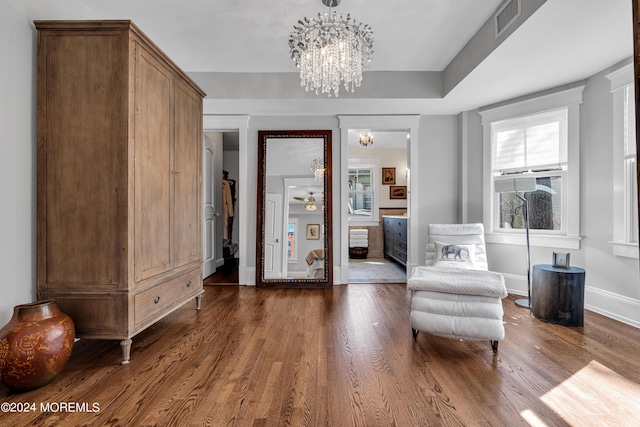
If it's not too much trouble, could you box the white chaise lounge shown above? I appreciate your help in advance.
[407,223,508,352]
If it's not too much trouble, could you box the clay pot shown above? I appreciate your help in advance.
[0,299,75,391]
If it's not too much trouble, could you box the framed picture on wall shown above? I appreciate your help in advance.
[382,167,396,185]
[306,224,320,240]
[390,185,407,199]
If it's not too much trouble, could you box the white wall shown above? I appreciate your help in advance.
[416,115,460,226]
[0,0,103,326]
[0,3,38,325]
[462,61,640,327]
[579,61,640,324]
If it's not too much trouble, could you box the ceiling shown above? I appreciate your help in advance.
[11,0,633,117]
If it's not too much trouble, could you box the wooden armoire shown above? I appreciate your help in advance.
[35,21,206,364]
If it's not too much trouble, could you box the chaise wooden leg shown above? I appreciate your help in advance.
[490,340,499,353]
[412,328,419,340]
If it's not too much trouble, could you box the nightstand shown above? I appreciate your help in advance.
[531,264,586,326]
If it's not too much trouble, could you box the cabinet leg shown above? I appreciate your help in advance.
[120,339,132,365]
[195,293,202,310]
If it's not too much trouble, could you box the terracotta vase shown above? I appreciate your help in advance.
[0,299,75,391]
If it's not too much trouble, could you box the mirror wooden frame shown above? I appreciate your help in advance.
[256,130,333,287]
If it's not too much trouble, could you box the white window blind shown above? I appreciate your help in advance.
[492,109,568,173]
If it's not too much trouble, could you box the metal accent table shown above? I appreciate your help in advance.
[531,264,586,326]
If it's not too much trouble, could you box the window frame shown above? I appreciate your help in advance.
[480,85,584,249]
[348,158,380,226]
[606,63,639,258]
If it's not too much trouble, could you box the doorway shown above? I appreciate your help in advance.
[202,130,240,285]
[346,130,409,284]
[202,115,249,284]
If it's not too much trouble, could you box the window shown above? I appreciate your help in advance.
[287,219,298,261]
[480,85,584,249]
[492,109,567,234]
[607,63,639,258]
[348,168,373,217]
[348,159,380,225]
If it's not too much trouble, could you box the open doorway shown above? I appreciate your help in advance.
[203,131,240,285]
[347,130,409,283]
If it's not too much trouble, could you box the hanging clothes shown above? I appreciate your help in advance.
[222,179,234,241]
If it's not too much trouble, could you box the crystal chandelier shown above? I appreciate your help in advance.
[288,0,374,97]
[359,132,374,148]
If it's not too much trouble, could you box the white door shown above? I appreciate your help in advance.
[202,134,219,278]
[264,193,283,279]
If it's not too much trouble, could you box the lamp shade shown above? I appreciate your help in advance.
[494,177,537,193]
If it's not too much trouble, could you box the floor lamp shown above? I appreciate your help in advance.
[495,177,537,309]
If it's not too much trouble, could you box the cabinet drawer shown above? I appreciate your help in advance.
[134,269,201,327]
[383,217,393,229]
[384,235,394,249]
[396,249,407,264]
[394,219,407,242]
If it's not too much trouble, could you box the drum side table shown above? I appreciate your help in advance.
[531,264,585,326]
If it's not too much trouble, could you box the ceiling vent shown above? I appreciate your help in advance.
[495,0,521,39]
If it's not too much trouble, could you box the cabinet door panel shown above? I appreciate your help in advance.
[40,33,126,288]
[173,80,202,268]
[134,46,173,281]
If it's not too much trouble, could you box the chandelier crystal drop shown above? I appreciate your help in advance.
[310,157,325,182]
[288,0,374,97]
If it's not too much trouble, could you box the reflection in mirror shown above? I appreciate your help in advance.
[256,130,332,287]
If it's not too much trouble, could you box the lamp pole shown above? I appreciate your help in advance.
[514,192,531,309]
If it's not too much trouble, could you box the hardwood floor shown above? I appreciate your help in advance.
[1,284,639,426]
[203,259,239,285]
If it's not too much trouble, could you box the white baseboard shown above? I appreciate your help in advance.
[503,273,528,297]
[502,272,640,329]
[239,266,255,286]
[584,286,640,329]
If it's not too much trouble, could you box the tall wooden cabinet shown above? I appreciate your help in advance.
[35,21,206,364]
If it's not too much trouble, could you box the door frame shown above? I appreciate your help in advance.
[202,115,250,284]
[338,115,421,285]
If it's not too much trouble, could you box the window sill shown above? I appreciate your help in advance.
[486,233,582,249]
[609,241,639,259]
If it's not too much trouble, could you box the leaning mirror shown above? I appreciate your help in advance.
[256,130,333,287]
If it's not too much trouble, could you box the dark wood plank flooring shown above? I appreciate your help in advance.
[1,284,639,426]
[203,259,238,285]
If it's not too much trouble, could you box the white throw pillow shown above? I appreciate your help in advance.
[432,241,477,270]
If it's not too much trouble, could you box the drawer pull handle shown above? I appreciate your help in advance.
[187,280,192,287]
[154,296,160,304]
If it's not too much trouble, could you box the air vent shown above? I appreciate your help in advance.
[495,0,521,39]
